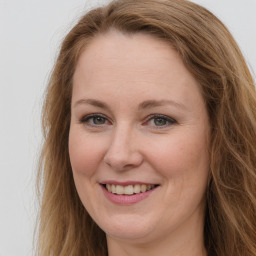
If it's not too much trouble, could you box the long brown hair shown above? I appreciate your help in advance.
[36,0,256,255]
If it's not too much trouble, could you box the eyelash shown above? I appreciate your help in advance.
[143,114,177,128]
[80,113,177,129]
[80,113,111,127]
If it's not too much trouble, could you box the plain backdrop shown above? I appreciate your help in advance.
[0,0,255,255]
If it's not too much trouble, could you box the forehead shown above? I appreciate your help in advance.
[72,30,203,110]
[75,30,182,78]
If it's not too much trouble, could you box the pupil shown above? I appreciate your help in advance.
[94,117,105,124]
[154,118,166,126]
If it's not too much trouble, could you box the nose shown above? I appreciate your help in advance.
[103,125,143,171]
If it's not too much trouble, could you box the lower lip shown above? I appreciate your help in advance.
[101,185,157,205]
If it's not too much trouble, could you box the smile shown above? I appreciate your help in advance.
[104,184,157,195]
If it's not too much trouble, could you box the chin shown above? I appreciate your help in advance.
[97,213,157,242]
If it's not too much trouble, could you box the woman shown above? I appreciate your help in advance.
[36,0,256,255]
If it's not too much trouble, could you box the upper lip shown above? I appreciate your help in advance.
[100,180,159,186]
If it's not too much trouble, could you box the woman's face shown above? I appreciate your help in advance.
[69,30,210,246]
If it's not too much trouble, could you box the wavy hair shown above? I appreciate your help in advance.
[36,0,256,255]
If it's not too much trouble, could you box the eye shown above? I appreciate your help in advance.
[143,114,176,128]
[153,117,169,126]
[80,114,111,127]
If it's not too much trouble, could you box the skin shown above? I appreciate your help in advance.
[69,30,210,256]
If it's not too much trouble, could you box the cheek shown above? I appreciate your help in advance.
[145,129,209,183]
[68,129,105,177]
[148,130,209,219]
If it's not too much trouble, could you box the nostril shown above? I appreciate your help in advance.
[103,151,144,171]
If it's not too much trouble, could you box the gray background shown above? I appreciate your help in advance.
[0,0,255,255]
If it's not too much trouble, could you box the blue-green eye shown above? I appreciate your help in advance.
[153,118,168,126]
[80,114,109,126]
[145,114,176,128]
[91,116,106,125]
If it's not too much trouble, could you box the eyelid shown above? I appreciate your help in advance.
[79,113,176,129]
[143,114,177,128]
[80,113,112,126]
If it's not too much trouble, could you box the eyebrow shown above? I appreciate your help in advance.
[138,99,186,110]
[73,98,186,111]
[74,99,111,111]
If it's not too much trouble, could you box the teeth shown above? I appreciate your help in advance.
[141,184,146,193]
[134,184,141,194]
[124,185,134,195]
[105,184,156,195]
[116,185,124,195]
[111,184,116,194]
